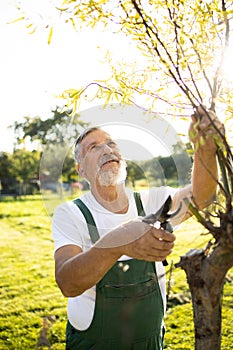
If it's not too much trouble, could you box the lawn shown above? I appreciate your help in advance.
[0,194,232,349]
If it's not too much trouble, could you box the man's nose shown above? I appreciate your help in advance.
[102,143,113,154]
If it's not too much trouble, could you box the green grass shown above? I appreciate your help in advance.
[0,195,66,350]
[0,195,232,349]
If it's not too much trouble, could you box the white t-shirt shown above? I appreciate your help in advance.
[52,186,177,330]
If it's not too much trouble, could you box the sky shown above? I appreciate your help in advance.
[0,0,115,152]
[0,0,180,159]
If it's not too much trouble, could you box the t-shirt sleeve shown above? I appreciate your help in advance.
[52,202,91,253]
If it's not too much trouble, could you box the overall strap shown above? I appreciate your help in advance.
[73,198,100,244]
[133,191,146,216]
[73,192,145,244]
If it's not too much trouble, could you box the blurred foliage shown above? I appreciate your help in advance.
[11,106,87,145]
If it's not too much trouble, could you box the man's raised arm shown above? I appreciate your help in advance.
[172,106,224,222]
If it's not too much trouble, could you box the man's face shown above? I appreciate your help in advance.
[78,129,127,186]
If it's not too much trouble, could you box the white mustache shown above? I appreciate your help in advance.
[99,155,120,168]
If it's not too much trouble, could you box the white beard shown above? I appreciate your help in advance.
[98,160,127,186]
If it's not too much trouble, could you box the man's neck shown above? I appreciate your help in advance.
[90,182,129,214]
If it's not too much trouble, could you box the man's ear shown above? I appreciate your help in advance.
[77,163,85,177]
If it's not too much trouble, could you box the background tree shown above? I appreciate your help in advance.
[11,107,88,187]
[0,149,40,194]
[13,148,41,194]
[12,149,40,182]
[126,160,146,187]
[12,106,87,146]
[39,144,77,185]
[0,152,16,192]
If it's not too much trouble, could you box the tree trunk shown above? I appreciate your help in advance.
[176,238,233,350]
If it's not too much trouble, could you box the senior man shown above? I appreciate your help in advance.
[52,106,221,349]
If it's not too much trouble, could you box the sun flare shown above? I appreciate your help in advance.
[220,48,233,82]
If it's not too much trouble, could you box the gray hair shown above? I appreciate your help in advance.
[74,127,101,163]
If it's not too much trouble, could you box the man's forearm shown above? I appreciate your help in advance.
[56,246,122,297]
[56,220,150,297]
[191,148,218,209]
[187,105,222,210]
[171,149,218,225]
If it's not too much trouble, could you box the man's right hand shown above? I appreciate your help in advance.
[94,219,176,262]
[123,225,175,262]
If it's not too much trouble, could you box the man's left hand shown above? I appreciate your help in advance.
[189,105,225,153]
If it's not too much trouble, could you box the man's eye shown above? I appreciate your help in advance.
[90,144,100,151]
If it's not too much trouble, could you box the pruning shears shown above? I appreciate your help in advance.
[142,195,182,266]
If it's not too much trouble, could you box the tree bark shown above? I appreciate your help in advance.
[176,237,233,350]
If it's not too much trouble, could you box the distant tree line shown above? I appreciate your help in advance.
[0,149,40,195]
[0,146,192,195]
[0,107,192,195]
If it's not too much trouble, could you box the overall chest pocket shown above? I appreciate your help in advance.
[101,277,160,299]
[99,277,164,342]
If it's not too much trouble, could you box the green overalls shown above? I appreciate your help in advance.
[66,193,165,350]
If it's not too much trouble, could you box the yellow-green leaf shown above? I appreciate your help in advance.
[8,16,25,24]
[47,26,53,45]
